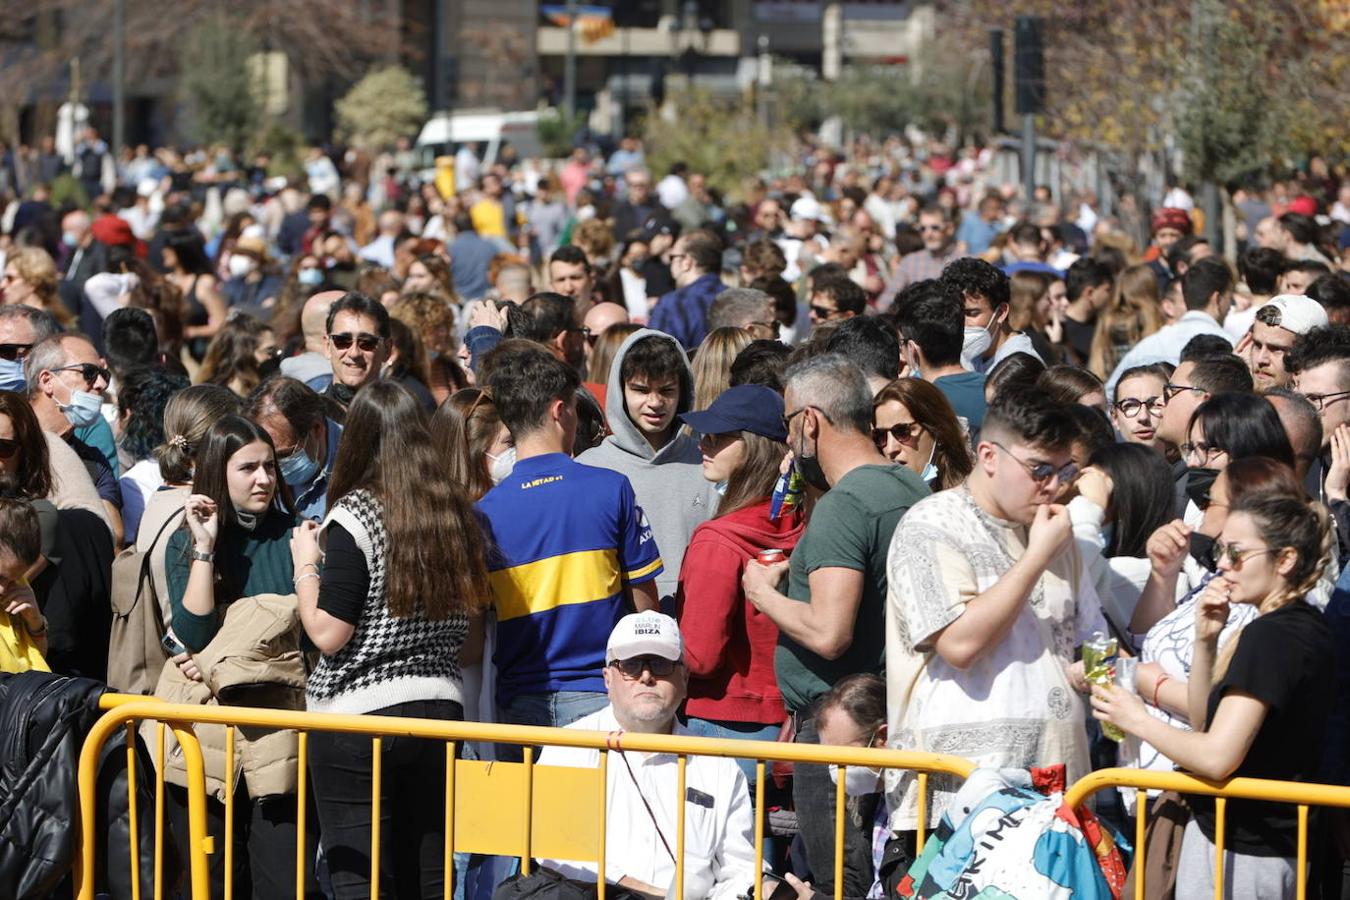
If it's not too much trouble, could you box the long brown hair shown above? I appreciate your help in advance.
[716,430,789,518]
[198,312,272,396]
[328,380,490,618]
[0,391,52,498]
[872,379,973,490]
[430,387,503,502]
[1088,264,1163,379]
[589,323,641,388]
[1008,270,1056,332]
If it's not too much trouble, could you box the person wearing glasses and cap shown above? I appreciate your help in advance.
[885,390,1108,835]
[537,611,784,900]
[321,291,391,415]
[24,333,124,545]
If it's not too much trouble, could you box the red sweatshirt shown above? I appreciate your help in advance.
[675,498,804,725]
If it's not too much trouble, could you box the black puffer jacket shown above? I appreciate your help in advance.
[0,671,177,899]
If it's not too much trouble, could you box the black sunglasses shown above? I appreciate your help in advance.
[873,422,924,448]
[810,304,840,320]
[53,363,111,386]
[0,342,33,361]
[609,656,680,679]
[328,332,383,352]
[0,438,17,459]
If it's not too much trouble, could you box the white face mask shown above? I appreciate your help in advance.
[486,446,517,485]
[227,254,257,278]
[827,763,882,797]
[960,323,994,364]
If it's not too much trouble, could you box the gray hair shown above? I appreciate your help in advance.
[0,304,62,344]
[1265,387,1322,464]
[783,352,873,436]
[24,334,85,397]
[708,288,772,331]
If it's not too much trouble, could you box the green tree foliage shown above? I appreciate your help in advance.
[334,66,429,151]
[537,109,590,159]
[179,12,261,154]
[641,90,794,199]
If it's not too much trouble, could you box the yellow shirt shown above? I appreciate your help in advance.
[470,199,507,239]
[0,611,49,673]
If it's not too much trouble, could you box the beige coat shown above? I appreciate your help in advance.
[150,593,307,802]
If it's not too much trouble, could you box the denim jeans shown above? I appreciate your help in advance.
[308,699,463,900]
[495,690,609,762]
[682,716,781,790]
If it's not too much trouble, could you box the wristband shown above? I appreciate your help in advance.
[191,549,214,564]
[1151,673,1171,708]
[294,571,321,588]
[22,614,47,637]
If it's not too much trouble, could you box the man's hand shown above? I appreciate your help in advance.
[742,559,790,611]
[468,299,509,332]
[1146,519,1192,579]
[1025,503,1072,567]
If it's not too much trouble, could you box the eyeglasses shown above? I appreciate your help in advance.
[328,332,383,352]
[1163,382,1207,403]
[810,304,840,320]
[0,342,33,361]
[1181,441,1228,465]
[917,223,946,233]
[667,252,689,262]
[873,421,924,449]
[52,363,111,386]
[989,440,1078,484]
[1209,541,1278,571]
[1114,396,1164,418]
[782,405,832,434]
[746,320,780,337]
[0,438,17,459]
[609,655,680,680]
[1303,390,1350,412]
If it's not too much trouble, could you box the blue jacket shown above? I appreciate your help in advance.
[648,273,723,350]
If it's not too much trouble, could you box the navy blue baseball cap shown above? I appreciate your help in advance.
[680,384,786,442]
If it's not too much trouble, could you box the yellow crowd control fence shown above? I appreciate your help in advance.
[74,698,975,900]
[1065,767,1350,900]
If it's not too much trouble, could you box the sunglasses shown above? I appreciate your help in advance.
[0,438,17,459]
[810,304,840,320]
[873,421,924,448]
[990,440,1079,485]
[1209,541,1278,571]
[917,223,946,233]
[1113,397,1164,418]
[53,363,111,386]
[0,342,33,361]
[328,332,383,352]
[609,655,680,680]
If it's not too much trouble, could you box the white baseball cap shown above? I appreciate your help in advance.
[606,612,683,664]
[789,195,830,223]
[1258,294,1328,336]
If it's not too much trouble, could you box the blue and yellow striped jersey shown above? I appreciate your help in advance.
[476,453,663,704]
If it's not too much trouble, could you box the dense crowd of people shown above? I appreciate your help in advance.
[1,125,1350,899]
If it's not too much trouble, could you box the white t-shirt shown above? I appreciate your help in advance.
[537,705,764,900]
[885,487,1106,830]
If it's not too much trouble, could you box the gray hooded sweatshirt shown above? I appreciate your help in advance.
[577,328,719,603]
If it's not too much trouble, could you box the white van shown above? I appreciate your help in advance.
[414,109,544,173]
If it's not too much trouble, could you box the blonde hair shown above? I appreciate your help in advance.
[1087,264,1163,379]
[573,218,616,266]
[6,247,69,326]
[1213,495,1333,680]
[691,327,753,414]
[589,323,642,388]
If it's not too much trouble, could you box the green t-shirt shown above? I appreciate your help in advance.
[775,463,929,712]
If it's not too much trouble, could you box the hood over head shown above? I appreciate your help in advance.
[604,327,696,460]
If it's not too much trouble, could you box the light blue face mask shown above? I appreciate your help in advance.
[279,445,322,486]
[918,441,939,486]
[59,388,102,429]
[297,268,324,287]
[715,479,729,496]
[0,357,25,393]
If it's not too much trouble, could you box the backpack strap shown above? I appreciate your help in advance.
[130,507,187,614]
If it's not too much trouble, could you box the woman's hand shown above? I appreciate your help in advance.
[184,494,219,552]
[1067,658,1090,694]
[468,299,509,332]
[172,650,203,682]
[1091,683,1151,736]
[1327,424,1350,503]
[290,520,322,572]
[1076,466,1113,510]
[1195,576,1232,643]
[1045,305,1064,345]
[1146,519,1191,579]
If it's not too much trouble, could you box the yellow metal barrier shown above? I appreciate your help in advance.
[1066,767,1350,900]
[73,699,975,900]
